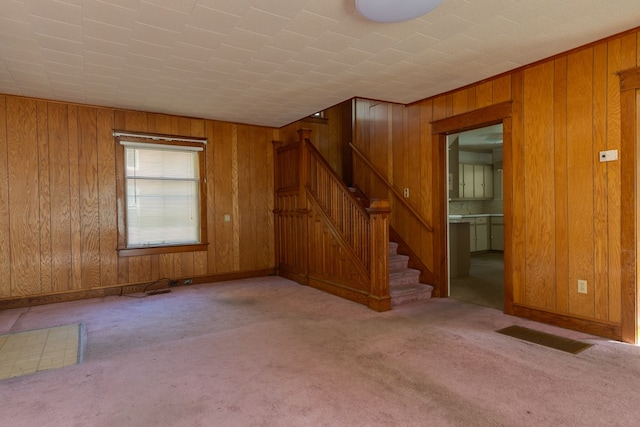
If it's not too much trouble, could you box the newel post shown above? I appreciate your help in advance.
[297,128,312,282]
[367,199,391,311]
[297,128,311,207]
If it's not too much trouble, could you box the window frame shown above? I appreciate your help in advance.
[114,130,208,257]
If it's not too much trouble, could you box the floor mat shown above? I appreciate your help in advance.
[496,325,592,354]
[0,323,83,380]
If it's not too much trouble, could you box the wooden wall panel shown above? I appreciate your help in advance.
[0,96,11,297]
[78,107,101,289]
[431,94,450,122]
[493,75,512,103]
[237,125,256,272]
[605,36,629,324]
[37,101,52,294]
[7,97,41,296]
[593,43,610,321]
[237,125,275,272]
[476,81,493,109]
[553,57,569,314]
[68,105,83,289]
[370,102,391,200]
[96,108,118,287]
[419,101,435,272]
[209,121,234,273]
[522,62,556,310]
[566,48,596,318]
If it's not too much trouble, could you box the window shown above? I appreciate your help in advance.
[115,131,208,256]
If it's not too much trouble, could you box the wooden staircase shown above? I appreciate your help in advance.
[350,187,433,306]
[273,129,433,311]
[389,241,433,307]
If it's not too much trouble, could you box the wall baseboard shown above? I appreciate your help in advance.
[512,304,621,341]
[0,269,276,310]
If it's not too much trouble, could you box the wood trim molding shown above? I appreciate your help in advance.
[0,269,276,310]
[114,132,209,254]
[619,83,639,343]
[512,304,621,341]
[431,101,512,135]
[117,243,209,257]
[429,101,514,309]
[618,67,640,92]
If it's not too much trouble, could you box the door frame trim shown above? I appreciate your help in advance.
[431,101,513,313]
[619,67,640,343]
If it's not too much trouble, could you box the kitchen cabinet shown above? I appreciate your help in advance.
[448,138,460,199]
[493,168,503,200]
[459,163,493,199]
[490,216,504,251]
[469,216,489,252]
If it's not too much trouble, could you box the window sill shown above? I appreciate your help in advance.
[117,243,208,257]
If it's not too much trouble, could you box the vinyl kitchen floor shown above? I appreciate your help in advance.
[450,251,504,310]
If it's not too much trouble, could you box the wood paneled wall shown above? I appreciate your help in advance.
[0,95,276,302]
[279,100,353,182]
[351,28,640,339]
[353,98,437,280]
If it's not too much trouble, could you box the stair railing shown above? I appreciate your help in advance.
[350,142,433,233]
[306,139,371,269]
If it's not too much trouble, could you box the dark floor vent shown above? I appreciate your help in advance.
[496,325,592,354]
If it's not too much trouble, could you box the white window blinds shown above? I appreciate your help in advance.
[122,142,201,247]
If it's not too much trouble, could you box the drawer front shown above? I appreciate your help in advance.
[474,216,488,225]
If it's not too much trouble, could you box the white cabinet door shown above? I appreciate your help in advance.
[460,164,475,198]
[491,224,504,251]
[469,221,476,251]
[482,165,493,198]
[490,216,504,251]
[459,163,493,199]
[474,217,489,251]
[493,169,503,200]
[473,165,485,198]
[468,217,490,252]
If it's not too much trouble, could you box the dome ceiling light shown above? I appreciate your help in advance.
[355,0,444,23]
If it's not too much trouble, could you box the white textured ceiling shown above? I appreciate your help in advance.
[1,0,639,128]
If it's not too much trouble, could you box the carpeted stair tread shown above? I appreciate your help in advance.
[390,283,434,306]
[388,240,432,307]
[389,254,410,270]
[390,268,421,286]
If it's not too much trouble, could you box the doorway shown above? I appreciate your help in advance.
[447,124,504,310]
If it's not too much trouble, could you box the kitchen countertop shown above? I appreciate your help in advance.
[449,213,503,222]
[449,214,503,219]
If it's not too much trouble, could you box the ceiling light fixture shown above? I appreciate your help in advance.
[355,0,443,23]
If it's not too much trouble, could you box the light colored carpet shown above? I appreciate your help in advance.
[0,277,639,426]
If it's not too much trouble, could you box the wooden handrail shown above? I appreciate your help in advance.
[305,140,371,268]
[350,143,434,233]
